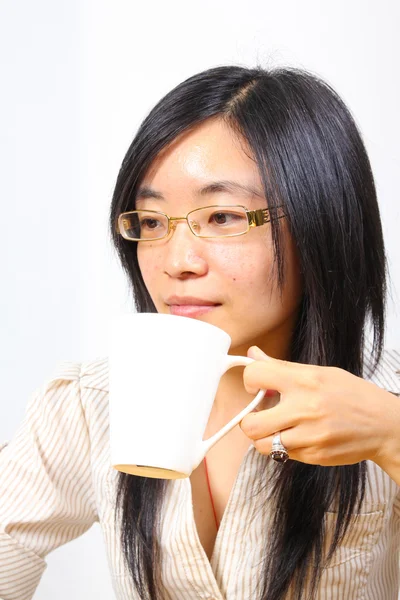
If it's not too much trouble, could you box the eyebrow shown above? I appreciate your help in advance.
[135,180,265,202]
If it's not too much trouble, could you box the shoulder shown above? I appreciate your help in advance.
[362,343,400,396]
[41,356,109,392]
[24,357,110,431]
[80,357,109,392]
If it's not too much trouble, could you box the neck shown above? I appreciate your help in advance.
[211,304,299,417]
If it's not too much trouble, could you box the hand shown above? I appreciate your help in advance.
[240,346,400,471]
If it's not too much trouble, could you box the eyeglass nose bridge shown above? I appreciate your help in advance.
[168,215,200,236]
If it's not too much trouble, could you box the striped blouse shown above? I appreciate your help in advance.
[1,347,400,600]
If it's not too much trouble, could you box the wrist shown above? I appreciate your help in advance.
[373,393,400,485]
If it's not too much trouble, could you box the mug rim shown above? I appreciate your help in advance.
[112,311,232,344]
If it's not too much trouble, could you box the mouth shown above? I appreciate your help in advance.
[168,304,220,318]
[165,295,221,318]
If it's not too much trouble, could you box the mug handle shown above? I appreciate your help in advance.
[198,355,265,459]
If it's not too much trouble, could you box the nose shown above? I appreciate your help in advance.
[163,220,209,279]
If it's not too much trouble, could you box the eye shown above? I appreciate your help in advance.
[140,218,162,230]
[209,211,245,225]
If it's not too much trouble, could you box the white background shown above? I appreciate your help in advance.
[1,0,399,597]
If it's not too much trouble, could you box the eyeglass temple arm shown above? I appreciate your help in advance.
[248,207,285,227]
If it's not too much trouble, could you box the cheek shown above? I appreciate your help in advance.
[209,246,245,279]
[137,247,160,287]
[209,242,272,289]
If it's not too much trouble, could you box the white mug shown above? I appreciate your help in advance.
[108,312,265,479]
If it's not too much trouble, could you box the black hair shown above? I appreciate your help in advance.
[108,64,387,599]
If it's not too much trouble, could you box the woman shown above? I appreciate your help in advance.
[1,64,400,600]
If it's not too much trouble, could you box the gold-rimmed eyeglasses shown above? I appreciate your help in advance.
[116,204,286,241]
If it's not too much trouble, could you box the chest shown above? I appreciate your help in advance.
[190,424,253,561]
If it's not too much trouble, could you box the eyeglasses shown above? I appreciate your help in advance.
[116,204,286,241]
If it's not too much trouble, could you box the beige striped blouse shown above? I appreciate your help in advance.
[1,347,400,600]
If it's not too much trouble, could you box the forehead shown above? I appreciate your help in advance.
[137,118,264,203]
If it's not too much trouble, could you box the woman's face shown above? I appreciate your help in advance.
[136,118,303,358]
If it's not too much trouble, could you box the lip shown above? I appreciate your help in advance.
[165,296,221,318]
[169,305,218,318]
[165,295,220,306]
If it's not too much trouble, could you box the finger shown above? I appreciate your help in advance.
[251,428,292,455]
[247,347,278,396]
[252,430,317,464]
[251,428,350,467]
[247,348,280,396]
[240,402,302,440]
[243,350,321,396]
[247,346,271,361]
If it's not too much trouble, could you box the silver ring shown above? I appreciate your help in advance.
[269,431,289,463]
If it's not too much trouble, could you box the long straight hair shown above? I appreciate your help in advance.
[108,65,387,599]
